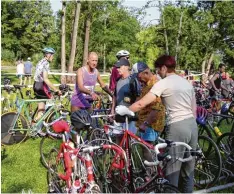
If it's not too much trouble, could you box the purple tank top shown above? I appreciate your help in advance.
[74,66,98,99]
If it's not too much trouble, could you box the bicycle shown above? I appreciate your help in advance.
[1,92,70,145]
[45,120,127,193]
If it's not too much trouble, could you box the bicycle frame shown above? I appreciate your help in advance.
[8,98,61,135]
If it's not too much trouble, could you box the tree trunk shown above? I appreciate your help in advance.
[61,1,66,84]
[82,17,91,66]
[67,1,81,83]
[175,10,184,62]
[158,1,169,55]
[205,53,214,76]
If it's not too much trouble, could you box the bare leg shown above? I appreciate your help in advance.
[34,102,45,121]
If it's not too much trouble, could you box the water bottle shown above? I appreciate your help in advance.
[71,179,81,193]
[214,126,222,137]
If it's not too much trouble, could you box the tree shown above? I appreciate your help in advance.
[61,1,66,84]
[67,1,81,83]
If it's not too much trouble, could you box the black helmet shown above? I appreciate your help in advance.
[70,110,92,130]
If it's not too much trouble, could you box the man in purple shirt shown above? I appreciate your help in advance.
[109,50,130,93]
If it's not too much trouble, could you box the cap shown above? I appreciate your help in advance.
[115,58,130,68]
[132,62,149,74]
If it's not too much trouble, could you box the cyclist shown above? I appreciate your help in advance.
[116,55,197,193]
[210,63,229,98]
[33,47,61,121]
[109,50,130,93]
[71,52,112,113]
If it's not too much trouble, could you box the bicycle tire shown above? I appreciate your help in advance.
[39,108,70,166]
[131,141,156,187]
[1,112,28,145]
[40,136,62,168]
[144,183,181,193]
[216,132,234,170]
[47,148,66,193]
[194,135,222,189]
[197,124,213,139]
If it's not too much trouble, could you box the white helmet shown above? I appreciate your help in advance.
[27,57,31,61]
[116,50,130,59]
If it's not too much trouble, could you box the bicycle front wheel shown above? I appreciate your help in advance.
[194,135,222,189]
[144,183,180,193]
[1,112,28,145]
[40,136,62,168]
[47,148,66,193]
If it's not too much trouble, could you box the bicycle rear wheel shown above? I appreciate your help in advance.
[144,183,180,193]
[1,112,28,145]
[194,135,222,189]
[47,148,66,193]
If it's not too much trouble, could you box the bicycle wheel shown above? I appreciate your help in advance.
[194,135,222,189]
[197,124,213,139]
[40,136,62,168]
[1,112,28,145]
[131,141,156,187]
[144,183,180,193]
[89,128,110,145]
[47,148,66,193]
[217,132,234,171]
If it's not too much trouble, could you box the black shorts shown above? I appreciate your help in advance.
[25,74,32,77]
[33,82,51,99]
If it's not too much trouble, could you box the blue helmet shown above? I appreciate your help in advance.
[42,47,55,54]
[221,103,230,114]
[196,106,208,125]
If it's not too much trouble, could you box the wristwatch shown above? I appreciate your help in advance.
[143,121,150,126]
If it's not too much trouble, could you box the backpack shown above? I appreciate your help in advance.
[129,73,141,103]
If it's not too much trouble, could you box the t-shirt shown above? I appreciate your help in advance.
[150,74,195,125]
[34,58,50,82]
[115,76,131,107]
[24,61,32,74]
[17,63,24,74]
[137,75,165,132]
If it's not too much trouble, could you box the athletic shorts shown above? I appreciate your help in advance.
[33,82,51,99]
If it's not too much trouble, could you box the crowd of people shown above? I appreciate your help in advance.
[16,47,232,192]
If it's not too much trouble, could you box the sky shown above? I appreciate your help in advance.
[50,0,160,25]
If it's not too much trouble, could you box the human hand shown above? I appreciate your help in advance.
[115,105,135,116]
[91,92,99,101]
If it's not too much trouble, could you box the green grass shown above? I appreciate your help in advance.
[1,138,48,193]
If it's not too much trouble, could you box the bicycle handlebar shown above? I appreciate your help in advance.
[144,141,193,167]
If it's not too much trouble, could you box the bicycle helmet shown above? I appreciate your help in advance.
[116,50,130,59]
[196,106,208,125]
[221,102,230,114]
[27,57,31,61]
[70,110,93,130]
[42,47,55,54]
[52,120,70,133]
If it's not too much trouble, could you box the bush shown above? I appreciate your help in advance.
[1,49,15,61]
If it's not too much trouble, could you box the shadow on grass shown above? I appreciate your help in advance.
[1,182,35,193]
[1,147,8,161]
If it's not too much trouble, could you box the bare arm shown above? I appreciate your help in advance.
[129,92,157,112]
[43,71,58,92]
[111,95,116,114]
